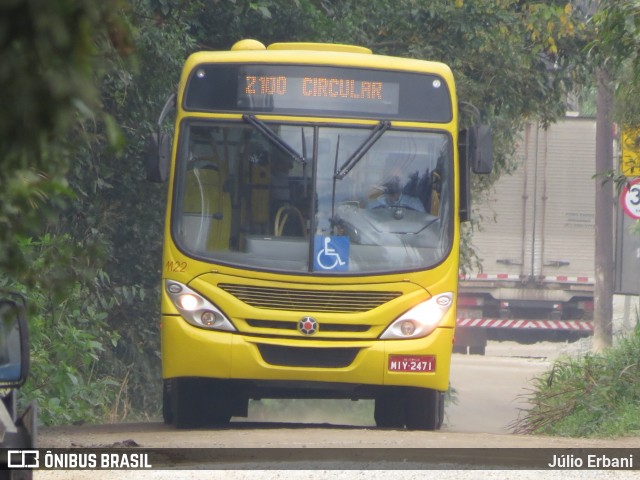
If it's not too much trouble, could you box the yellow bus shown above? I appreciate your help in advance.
[146,39,492,430]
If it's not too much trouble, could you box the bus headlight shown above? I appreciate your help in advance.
[165,280,236,332]
[380,293,453,340]
[177,293,199,311]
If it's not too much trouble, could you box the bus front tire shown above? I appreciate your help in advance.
[374,387,444,431]
[162,380,173,425]
[163,378,235,429]
[374,388,406,428]
[405,387,444,431]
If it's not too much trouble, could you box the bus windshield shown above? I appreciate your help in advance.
[172,119,453,274]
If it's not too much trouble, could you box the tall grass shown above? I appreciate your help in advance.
[513,323,640,437]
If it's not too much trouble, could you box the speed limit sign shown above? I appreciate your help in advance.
[621,178,640,220]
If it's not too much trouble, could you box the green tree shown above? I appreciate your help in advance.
[0,0,131,284]
[592,0,640,128]
[576,0,640,350]
[0,0,135,424]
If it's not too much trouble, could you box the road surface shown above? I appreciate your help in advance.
[32,341,639,478]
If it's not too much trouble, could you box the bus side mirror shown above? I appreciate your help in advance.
[146,93,176,183]
[146,132,171,183]
[458,124,493,222]
[468,124,493,174]
[0,296,29,389]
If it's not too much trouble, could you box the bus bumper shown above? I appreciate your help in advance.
[161,315,453,392]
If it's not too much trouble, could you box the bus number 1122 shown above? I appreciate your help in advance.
[165,261,187,273]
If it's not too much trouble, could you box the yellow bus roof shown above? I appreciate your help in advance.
[182,40,454,83]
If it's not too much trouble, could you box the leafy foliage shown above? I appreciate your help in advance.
[1,235,120,425]
[0,0,131,283]
[589,0,640,174]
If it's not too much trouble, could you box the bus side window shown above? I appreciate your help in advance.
[402,170,442,216]
[402,170,437,215]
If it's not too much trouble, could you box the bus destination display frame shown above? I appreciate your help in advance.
[184,63,452,122]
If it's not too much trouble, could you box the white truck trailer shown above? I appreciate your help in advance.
[456,117,595,354]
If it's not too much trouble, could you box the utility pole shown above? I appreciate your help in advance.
[593,65,614,352]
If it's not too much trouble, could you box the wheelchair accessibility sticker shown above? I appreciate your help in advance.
[314,235,349,272]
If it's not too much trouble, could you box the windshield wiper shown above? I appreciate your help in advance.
[334,121,391,179]
[243,114,306,164]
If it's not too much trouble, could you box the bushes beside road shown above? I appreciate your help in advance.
[514,322,640,437]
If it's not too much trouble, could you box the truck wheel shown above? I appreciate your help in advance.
[469,345,486,355]
[374,388,406,428]
[452,344,468,354]
[405,388,444,431]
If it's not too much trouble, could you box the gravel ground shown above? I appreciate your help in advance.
[35,469,640,480]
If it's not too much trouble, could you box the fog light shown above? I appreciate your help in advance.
[201,311,219,327]
[400,320,417,336]
[178,294,199,311]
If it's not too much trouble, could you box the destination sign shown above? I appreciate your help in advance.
[241,73,399,116]
[244,75,384,100]
[184,64,452,122]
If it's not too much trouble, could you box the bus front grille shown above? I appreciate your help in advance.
[257,344,360,368]
[246,319,370,333]
[218,283,401,313]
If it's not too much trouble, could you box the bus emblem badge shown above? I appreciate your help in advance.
[298,317,318,335]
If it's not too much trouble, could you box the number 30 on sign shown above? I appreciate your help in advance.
[621,178,640,220]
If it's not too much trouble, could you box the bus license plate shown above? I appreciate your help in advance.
[388,355,436,372]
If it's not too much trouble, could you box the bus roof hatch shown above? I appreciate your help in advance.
[267,42,372,54]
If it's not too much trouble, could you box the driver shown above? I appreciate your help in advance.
[367,175,425,212]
